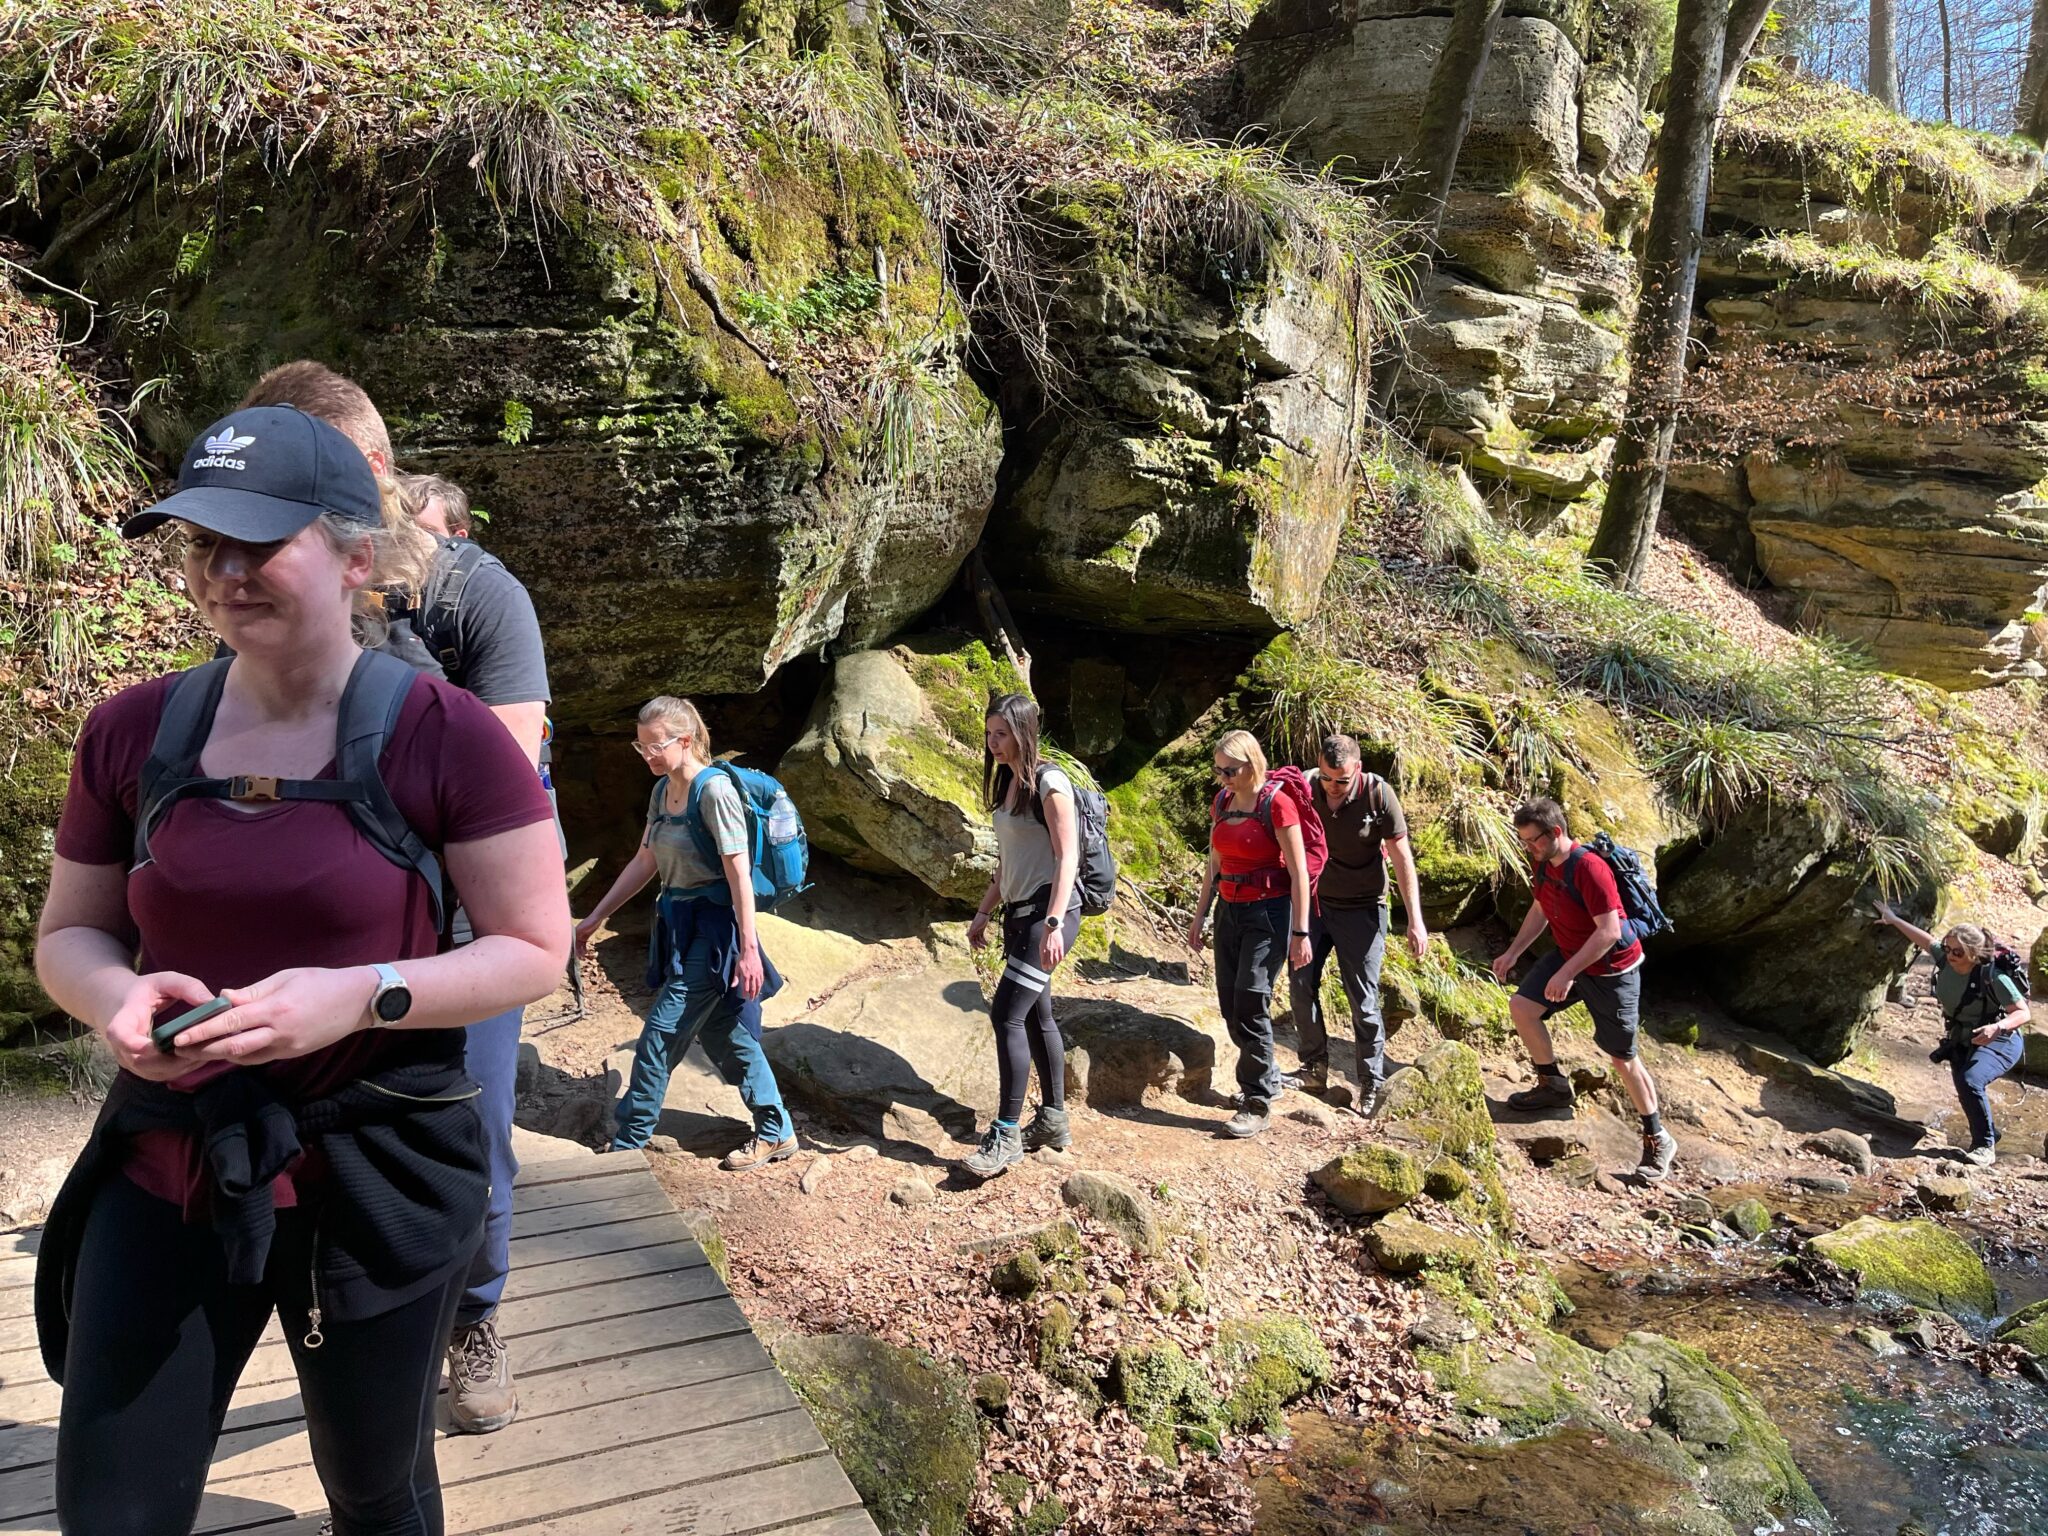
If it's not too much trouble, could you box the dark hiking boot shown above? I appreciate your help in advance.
[1221,1104,1271,1138]
[1506,1075,1577,1113]
[722,1135,799,1171]
[447,1318,518,1434]
[1350,1083,1381,1119]
[963,1122,1026,1180]
[1297,1061,1330,1097]
[1635,1130,1679,1184]
[1023,1105,1072,1152]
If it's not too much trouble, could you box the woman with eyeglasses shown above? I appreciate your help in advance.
[573,697,798,1169]
[1874,900,2030,1166]
[1185,729,1313,1138]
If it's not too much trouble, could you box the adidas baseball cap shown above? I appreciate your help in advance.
[122,405,381,541]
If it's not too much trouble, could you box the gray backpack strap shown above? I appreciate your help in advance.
[334,649,445,937]
[415,537,490,678]
[132,659,236,871]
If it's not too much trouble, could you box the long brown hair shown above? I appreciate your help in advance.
[984,692,1044,815]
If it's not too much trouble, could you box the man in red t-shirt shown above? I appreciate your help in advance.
[1490,798,1677,1183]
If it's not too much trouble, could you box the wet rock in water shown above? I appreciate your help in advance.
[774,1332,980,1536]
[1853,1324,1907,1358]
[1723,1198,1772,1239]
[890,1177,938,1208]
[1809,1215,1997,1317]
[1788,1173,1852,1194]
[1993,1298,2048,1355]
[1060,1170,1162,1257]
[1804,1128,1876,1176]
[1363,1210,1488,1278]
[1311,1143,1424,1216]
[1915,1174,1973,1213]
[1214,1313,1333,1435]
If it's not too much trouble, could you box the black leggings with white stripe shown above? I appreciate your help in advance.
[993,888,1081,1123]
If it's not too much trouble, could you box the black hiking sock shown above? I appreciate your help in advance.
[1535,1062,1566,1080]
[1641,1111,1664,1139]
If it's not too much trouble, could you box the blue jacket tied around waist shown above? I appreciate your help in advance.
[648,889,783,1041]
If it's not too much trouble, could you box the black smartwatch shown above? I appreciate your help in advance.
[368,963,414,1028]
[1292,929,1311,938]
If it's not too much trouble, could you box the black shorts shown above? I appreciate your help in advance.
[1516,949,1642,1060]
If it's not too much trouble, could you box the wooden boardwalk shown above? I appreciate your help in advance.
[0,1155,878,1535]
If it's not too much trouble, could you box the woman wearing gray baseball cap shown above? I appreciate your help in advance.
[33,405,570,1536]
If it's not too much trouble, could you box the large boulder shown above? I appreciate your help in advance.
[774,1332,981,1536]
[0,732,66,1045]
[985,191,1372,633]
[19,117,999,726]
[1810,1215,1998,1317]
[1654,799,1932,1065]
[778,636,1016,902]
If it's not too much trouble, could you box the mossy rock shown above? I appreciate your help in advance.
[1215,1313,1333,1434]
[1810,1215,1997,1317]
[1994,1298,2048,1355]
[775,1332,981,1536]
[1363,1210,1489,1278]
[2030,928,2048,1005]
[1060,1170,1162,1257]
[1106,1340,1223,1462]
[1311,1143,1424,1216]
[1375,1039,1511,1234]
[1723,1198,1772,1240]
[1408,819,1499,927]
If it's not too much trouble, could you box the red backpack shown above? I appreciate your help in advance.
[1212,765,1330,900]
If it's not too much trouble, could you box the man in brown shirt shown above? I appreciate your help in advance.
[1287,733,1428,1113]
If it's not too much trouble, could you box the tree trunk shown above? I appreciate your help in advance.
[1586,0,1732,590]
[1936,0,1954,121]
[1718,0,1774,104]
[2020,0,2048,142]
[1867,0,1900,110]
[1394,0,1510,238]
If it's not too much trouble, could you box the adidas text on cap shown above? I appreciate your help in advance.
[123,405,382,542]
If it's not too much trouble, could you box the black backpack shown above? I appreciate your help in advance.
[131,649,448,938]
[1957,943,2030,1028]
[1029,767,1119,917]
[1543,833,1673,951]
[399,536,492,681]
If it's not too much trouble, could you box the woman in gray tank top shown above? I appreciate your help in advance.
[961,693,1081,1179]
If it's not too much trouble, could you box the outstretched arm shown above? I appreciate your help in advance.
[1873,898,1939,955]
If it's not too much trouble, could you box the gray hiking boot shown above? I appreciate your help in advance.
[1964,1143,1996,1168]
[1635,1130,1679,1184]
[447,1318,518,1434]
[1221,1104,1271,1138]
[1507,1074,1577,1112]
[962,1121,1026,1180]
[1023,1105,1072,1152]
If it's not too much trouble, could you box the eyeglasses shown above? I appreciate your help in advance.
[1516,831,1550,850]
[1213,762,1249,781]
[632,733,684,759]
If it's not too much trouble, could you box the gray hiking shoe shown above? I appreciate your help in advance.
[962,1121,1026,1180]
[447,1318,517,1434]
[1507,1074,1577,1112]
[1023,1105,1072,1152]
[1221,1105,1271,1139]
[1964,1143,1996,1168]
[1635,1130,1679,1184]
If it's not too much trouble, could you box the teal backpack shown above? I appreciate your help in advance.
[682,761,811,909]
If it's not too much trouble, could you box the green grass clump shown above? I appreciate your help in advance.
[1749,233,2048,335]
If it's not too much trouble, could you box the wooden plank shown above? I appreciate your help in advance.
[510,1168,651,1216]
[514,1157,621,1189]
[509,1452,864,1536]
[499,1240,708,1303]
[507,1212,692,1270]
[0,1288,30,1324]
[766,1511,883,1536]
[500,1188,675,1241]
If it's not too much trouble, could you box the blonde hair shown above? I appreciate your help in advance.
[639,695,711,760]
[1942,923,1996,963]
[1215,728,1269,792]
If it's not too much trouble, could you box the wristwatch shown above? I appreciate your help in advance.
[368,963,414,1028]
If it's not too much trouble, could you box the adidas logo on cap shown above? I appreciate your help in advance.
[192,427,257,471]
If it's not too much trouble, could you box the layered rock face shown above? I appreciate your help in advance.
[987,206,1372,632]
[1666,77,2048,689]
[24,146,999,725]
[1236,0,1656,508]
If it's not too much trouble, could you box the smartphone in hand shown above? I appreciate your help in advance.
[151,996,231,1052]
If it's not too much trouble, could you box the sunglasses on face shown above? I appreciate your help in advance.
[1214,762,1249,781]
[1944,945,1968,958]
[632,733,684,759]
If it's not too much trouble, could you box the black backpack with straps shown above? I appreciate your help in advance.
[131,649,449,939]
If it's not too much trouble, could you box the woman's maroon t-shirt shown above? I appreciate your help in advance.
[55,667,554,1217]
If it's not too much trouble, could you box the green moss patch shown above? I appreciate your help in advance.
[1215,1313,1332,1435]
[1810,1215,1998,1317]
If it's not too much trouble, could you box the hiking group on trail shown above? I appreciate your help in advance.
[19,361,2034,1536]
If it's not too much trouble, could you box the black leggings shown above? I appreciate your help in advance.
[992,893,1080,1123]
[56,1173,470,1536]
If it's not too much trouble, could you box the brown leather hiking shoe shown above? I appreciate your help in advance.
[722,1135,798,1172]
[447,1318,517,1434]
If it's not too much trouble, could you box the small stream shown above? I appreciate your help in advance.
[1256,1243,2048,1536]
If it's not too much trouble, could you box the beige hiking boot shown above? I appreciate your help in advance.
[722,1134,799,1171]
[447,1317,518,1433]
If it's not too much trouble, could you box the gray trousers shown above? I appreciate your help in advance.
[1287,902,1390,1089]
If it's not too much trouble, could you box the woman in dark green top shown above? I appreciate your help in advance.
[1875,901,2030,1165]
